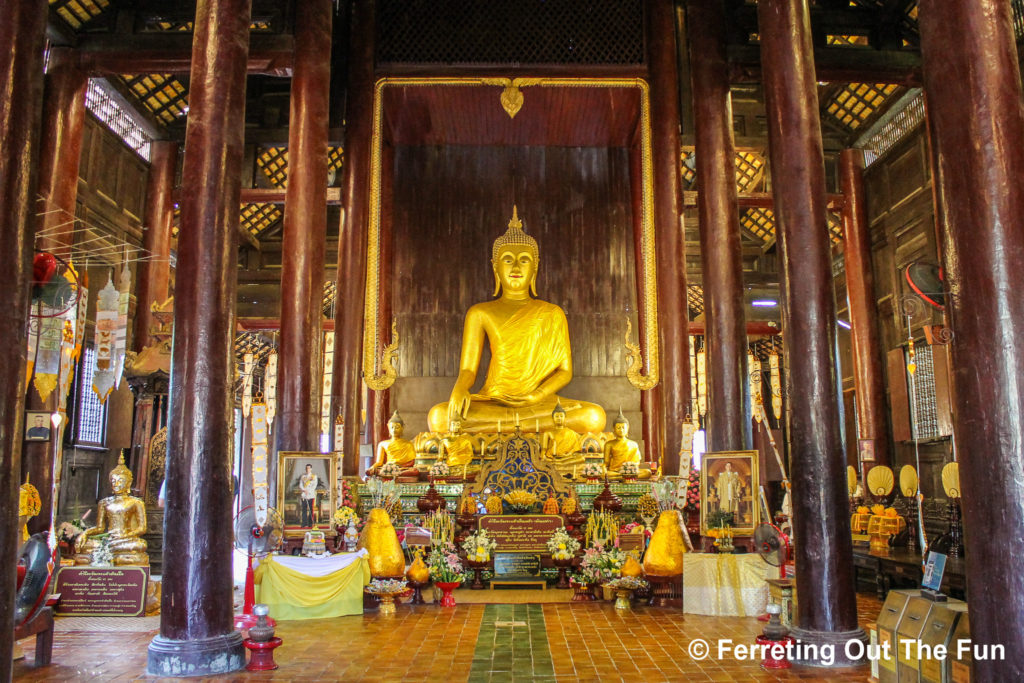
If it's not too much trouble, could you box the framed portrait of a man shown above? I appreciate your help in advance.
[25,411,51,442]
[700,450,759,536]
[277,451,336,533]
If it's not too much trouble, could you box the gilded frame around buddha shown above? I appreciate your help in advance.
[699,450,759,536]
[361,77,661,391]
[277,451,337,535]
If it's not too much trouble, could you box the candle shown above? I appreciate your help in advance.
[536,419,540,433]
[497,419,501,434]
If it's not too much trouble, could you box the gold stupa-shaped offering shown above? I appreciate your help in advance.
[643,510,686,577]
[406,555,431,584]
[357,508,405,577]
[621,555,643,578]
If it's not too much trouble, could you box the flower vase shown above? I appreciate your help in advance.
[571,582,597,602]
[465,559,489,590]
[436,581,461,607]
[552,557,574,589]
[344,522,359,552]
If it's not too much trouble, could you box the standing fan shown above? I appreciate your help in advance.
[904,262,945,310]
[234,504,283,630]
[754,522,790,568]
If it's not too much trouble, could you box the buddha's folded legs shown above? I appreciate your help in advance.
[428,397,606,434]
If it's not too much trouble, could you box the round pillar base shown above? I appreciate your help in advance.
[147,631,245,677]
[788,626,867,667]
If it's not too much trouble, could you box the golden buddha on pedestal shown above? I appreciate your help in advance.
[74,454,149,566]
[603,409,650,480]
[368,411,419,478]
[427,207,606,435]
[540,400,586,478]
[441,416,479,477]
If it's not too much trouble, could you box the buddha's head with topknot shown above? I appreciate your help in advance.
[492,206,539,297]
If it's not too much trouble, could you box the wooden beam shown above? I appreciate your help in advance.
[728,45,921,86]
[686,320,781,337]
[684,190,845,210]
[239,186,342,205]
[238,317,335,332]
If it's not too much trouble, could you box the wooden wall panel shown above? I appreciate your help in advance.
[391,145,639,388]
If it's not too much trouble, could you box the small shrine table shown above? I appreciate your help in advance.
[682,553,779,617]
[254,550,371,620]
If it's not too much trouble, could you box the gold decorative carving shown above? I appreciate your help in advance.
[364,78,660,392]
[623,317,656,390]
[480,77,544,119]
[364,318,399,391]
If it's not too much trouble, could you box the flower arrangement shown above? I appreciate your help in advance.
[637,493,659,519]
[429,461,450,478]
[584,510,618,549]
[573,547,604,585]
[546,527,581,561]
[333,506,359,528]
[462,528,498,562]
[427,542,467,583]
[378,462,402,479]
[502,489,537,513]
[91,536,113,567]
[620,461,639,477]
[339,478,359,510]
[426,509,455,547]
[581,462,604,480]
[588,545,628,581]
[684,465,700,512]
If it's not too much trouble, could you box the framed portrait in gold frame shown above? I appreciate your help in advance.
[277,451,336,536]
[700,450,759,536]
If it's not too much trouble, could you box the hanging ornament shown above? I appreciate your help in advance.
[31,304,63,402]
[696,346,707,417]
[112,263,131,388]
[72,274,89,363]
[749,353,763,423]
[242,352,254,417]
[93,274,119,404]
[321,331,335,439]
[251,400,270,527]
[333,414,345,454]
[264,351,278,432]
[769,352,782,421]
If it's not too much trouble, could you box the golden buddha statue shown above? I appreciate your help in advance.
[441,416,479,477]
[427,207,606,434]
[74,454,149,566]
[368,411,419,478]
[540,400,586,478]
[603,409,650,480]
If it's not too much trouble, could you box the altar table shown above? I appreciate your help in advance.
[682,553,779,617]
[254,550,371,620]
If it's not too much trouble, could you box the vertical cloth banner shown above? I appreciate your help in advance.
[697,348,707,417]
[242,352,254,418]
[113,264,131,388]
[32,304,64,403]
[769,353,782,421]
[264,351,278,432]
[93,274,119,404]
[320,331,335,441]
[749,354,763,423]
[251,402,269,527]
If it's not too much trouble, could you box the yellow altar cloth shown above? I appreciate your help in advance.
[682,553,779,617]
[254,551,371,620]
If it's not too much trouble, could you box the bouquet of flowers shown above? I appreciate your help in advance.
[546,527,581,561]
[427,542,468,583]
[685,466,700,512]
[572,547,603,585]
[502,489,537,513]
[333,506,359,528]
[581,462,604,480]
[462,528,498,562]
[429,461,450,479]
[581,545,627,581]
[620,461,639,477]
[378,462,402,479]
[339,478,359,509]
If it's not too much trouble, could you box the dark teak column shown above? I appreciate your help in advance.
[0,1,47,677]
[649,0,690,474]
[839,149,890,483]
[276,0,332,453]
[688,0,751,453]
[332,0,374,475]
[133,140,178,352]
[147,0,251,675]
[919,1,1024,679]
[758,0,863,664]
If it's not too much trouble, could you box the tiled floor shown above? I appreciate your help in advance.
[14,593,882,682]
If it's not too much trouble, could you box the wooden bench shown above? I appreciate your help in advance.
[14,606,54,667]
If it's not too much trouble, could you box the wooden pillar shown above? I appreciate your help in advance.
[369,141,394,450]
[758,0,863,664]
[687,0,752,453]
[133,140,178,353]
[919,1,1024,678]
[147,0,251,675]
[275,0,332,453]
[332,0,374,475]
[839,149,890,485]
[0,1,47,677]
[649,0,690,474]
[23,48,89,536]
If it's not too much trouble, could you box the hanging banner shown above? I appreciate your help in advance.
[93,275,119,404]
[251,402,269,527]
[26,306,40,393]
[112,264,131,388]
[242,352,254,418]
[749,354,763,423]
[57,315,77,415]
[770,352,782,420]
[264,351,278,432]
[32,304,64,403]
[320,331,335,439]
[696,348,707,417]
[689,337,698,423]
[333,415,344,455]
[72,279,89,363]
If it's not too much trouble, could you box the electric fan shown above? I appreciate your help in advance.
[753,522,790,568]
[904,262,945,310]
[233,504,283,630]
[30,251,81,318]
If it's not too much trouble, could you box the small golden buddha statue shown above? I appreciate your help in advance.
[540,399,586,478]
[603,409,650,480]
[441,416,479,477]
[74,454,149,566]
[368,411,419,478]
[427,207,606,434]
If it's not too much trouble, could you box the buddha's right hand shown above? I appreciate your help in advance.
[448,387,471,421]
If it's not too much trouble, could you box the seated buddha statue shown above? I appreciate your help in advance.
[603,409,650,480]
[368,411,419,478]
[427,207,606,434]
[74,454,149,565]
[441,416,479,477]
[540,400,586,479]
